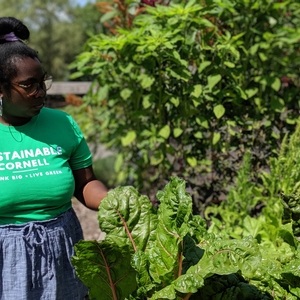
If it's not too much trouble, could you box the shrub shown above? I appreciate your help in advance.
[70,0,300,212]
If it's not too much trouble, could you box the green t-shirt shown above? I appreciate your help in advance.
[0,108,92,224]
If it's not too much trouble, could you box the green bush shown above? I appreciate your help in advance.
[70,0,300,212]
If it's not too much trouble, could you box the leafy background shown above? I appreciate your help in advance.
[69,0,300,216]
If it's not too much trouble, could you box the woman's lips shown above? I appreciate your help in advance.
[32,103,44,109]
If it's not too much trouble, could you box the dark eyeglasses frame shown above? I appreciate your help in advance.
[10,75,53,96]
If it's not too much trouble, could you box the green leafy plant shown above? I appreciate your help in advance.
[207,121,300,240]
[72,176,300,299]
[70,0,300,211]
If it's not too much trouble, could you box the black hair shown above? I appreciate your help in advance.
[0,17,39,83]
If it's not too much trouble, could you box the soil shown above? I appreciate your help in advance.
[72,198,106,241]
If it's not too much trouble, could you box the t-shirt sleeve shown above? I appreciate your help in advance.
[67,115,92,170]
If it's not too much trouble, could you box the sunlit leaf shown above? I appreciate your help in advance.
[121,131,136,146]
[191,84,203,98]
[159,125,171,139]
[120,88,132,100]
[170,97,180,107]
[271,77,281,92]
[114,153,124,172]
[174,128,183,137]
[198,61,211,73]
[213,104,225,119]
[207,74,222,90]
[212,132,221,145]
[187,157,197,167]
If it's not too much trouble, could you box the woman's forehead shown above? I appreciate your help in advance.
[13,57,44,81]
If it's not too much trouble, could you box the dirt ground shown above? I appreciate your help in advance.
[72,198,106,241]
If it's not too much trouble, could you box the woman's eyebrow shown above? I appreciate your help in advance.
[18,72,47,82]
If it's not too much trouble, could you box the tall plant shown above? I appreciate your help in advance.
[70,0,300,209]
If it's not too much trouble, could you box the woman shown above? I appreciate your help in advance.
[0,17,108,299]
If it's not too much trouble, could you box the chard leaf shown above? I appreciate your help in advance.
[72,240,137,300]
[199,235,261,278]
[98,186,158,252]
[151,273,204,299]
[283,258,300,277]
[147,177,195,283]
[131,250,156,296]
[156,176,193,235]
[151,236,262,297]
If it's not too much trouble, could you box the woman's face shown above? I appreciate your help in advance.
[0,56,46,124]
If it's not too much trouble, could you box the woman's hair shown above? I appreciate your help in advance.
[0,17,39,83]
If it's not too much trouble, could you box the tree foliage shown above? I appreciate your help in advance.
[70,0,300,211]
[0,0,102,80]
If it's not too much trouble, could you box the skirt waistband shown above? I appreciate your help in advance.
[0,208,75,236]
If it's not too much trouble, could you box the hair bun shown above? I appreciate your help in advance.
[0,17,30,41]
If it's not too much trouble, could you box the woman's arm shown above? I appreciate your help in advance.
[73,165,108,210]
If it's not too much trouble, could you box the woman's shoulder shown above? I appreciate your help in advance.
[38,107,83,137]
[39,107,73,124]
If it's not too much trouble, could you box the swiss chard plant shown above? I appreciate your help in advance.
[72,176,300,299]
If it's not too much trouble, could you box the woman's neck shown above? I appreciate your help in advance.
[0,115,31,126]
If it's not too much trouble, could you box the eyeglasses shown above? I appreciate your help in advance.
[10,75,53,96]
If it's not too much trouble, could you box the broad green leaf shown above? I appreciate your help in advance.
[271,77,281,92]
[194,131,203,139]
[187,157,197,167]
[229,46,240,60]
[141,129,153,137]
[142,95,152,109]
[72,241,137,300]
[120,88,132,100]
[173,128,183,137]
[213,104,225,119]
[121,131,136,146]
[159,125,171,139]
[120,63,134,74]
[198,61,211,73]
[170,97,180,107]
[196,236,261,278]
[245,88,258,99]
[196,116,209,128]
[258,52,268,61]
[224,61,235,68]
[249,44,259,55]
[172,50,188,67]
[148,178,195,283]
[132,251,156,296]
[151,273,203,299]
[69,71,84,79]
[236,86,248,100]
[114,153,124,172]
[207,74,222,91]
[97,85,109,101]
[98,187,158,252]
[273,1,290,9]
[212,132,221,145]
[169,68,191,82]
[243,215,261,238]
[100,11,118,23]
[271,97,285,112]
[191,84,203,98]
[150,151,164,165]
[192,99,200,107]
[139,74,155,89]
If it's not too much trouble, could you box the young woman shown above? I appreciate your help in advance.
[0,17,108,299]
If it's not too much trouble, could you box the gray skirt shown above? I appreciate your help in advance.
[0,208,88,300]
